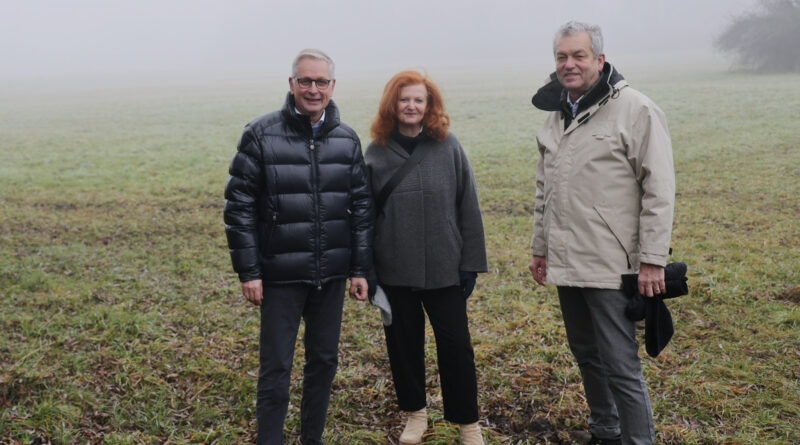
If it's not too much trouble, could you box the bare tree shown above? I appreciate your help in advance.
[715,0,800,72]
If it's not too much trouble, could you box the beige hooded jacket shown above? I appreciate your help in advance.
[531,64,675,289]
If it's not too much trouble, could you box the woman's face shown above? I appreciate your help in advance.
[396,83,428,130]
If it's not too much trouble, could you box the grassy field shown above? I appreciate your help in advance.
[1,67,799,444]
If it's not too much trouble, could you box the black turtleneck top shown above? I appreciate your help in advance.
[391,128,429,154]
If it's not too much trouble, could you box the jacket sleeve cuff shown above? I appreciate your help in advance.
[639,252,668,267]
[531,238,547,257]
[459,256,489,274]
[531,229,546,257]
[238,271,262,283]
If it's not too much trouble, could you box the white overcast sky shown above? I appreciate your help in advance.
[1,0,755,83]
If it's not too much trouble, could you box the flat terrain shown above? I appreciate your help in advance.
[1,68,799,444]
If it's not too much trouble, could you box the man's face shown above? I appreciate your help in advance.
[555,32,605,100]
[289,58,335,123]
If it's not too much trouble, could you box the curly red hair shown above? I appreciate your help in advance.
[370,70,450,146]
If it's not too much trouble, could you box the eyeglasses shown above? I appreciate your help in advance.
[295,78,332,90]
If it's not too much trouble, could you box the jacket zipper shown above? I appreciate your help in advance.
[310,137,322,290]
[271,212,278,240]
[264,211,278,248]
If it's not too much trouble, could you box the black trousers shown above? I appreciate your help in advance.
[256,280,346,445]
[382,284,479,424]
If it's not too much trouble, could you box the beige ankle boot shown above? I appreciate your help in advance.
[459,422,484,445]
[399,407,427,444]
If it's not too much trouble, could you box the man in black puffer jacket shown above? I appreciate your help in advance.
[224,48,373,445]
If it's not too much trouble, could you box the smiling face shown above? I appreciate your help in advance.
[396,83,428,136]
[289,57,335,123]
[555,31,605,101]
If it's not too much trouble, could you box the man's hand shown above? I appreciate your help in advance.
[242,279,263,306]
[529,255,547,286]
[638,263,665,298]
[349,277,368,301]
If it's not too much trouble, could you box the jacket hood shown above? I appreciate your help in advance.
[531,62,625,112]
[281,92,341,136]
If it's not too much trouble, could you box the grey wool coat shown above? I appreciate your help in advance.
[365,132,488,290]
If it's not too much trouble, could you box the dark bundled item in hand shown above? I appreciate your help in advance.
[621,262,688,357]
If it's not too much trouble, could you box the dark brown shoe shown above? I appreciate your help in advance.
[587,434,622,445]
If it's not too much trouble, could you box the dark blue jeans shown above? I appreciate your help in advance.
[256,280,346,445]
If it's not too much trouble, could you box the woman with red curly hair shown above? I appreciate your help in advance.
[365,70,488,445]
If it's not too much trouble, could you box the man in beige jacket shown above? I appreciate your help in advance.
[529,21,675,445]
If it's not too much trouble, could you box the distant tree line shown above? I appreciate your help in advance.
[715,0,800,73]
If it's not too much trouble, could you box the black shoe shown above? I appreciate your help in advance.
[587,434,622,445]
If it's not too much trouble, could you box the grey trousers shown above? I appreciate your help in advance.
[557,287,655,445]
[256,280,346,445]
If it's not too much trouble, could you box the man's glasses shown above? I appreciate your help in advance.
[295,78,332,90]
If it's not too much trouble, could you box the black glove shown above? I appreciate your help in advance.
[460,271,477,299]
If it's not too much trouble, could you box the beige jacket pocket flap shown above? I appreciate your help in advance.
[593,205,636,256]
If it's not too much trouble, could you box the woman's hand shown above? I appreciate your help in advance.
[460,271,477,299]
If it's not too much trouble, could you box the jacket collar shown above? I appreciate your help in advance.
[281,92,341,137]
[531,62,627,132]
[385,132,436,160]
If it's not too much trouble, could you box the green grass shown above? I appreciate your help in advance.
[1,69,799,444]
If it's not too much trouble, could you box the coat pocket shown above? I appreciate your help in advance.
[259,210,279,253]
[590,121,613,140]
[593,205,636,267]
[446,217,463,247]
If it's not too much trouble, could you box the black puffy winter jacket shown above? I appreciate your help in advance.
[224,93,374,286]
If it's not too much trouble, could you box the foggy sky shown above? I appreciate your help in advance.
[1,0,755,83]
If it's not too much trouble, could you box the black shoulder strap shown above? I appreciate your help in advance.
[375,144,429,213]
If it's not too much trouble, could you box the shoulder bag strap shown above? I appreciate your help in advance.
[375,144,430,213]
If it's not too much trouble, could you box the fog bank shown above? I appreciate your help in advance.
[1,0,754,86]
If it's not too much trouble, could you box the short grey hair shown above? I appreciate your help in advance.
[291,48,335,79]
[553,21,604,58]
